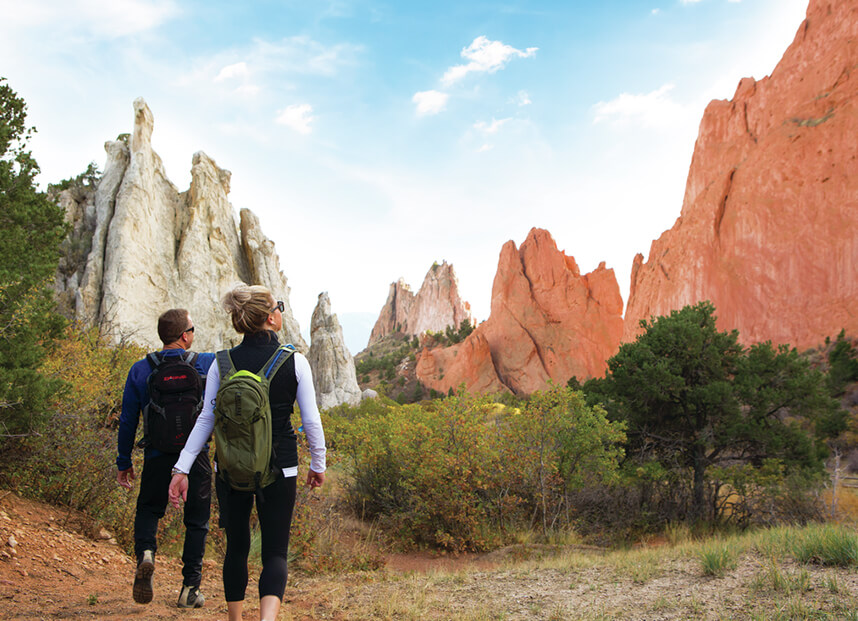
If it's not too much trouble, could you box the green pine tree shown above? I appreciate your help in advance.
[0,78,68,441]
[586,301,844,522]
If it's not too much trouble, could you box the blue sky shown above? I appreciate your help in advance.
[1,0,808,353]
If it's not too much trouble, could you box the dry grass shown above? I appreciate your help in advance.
[282,523,858,620]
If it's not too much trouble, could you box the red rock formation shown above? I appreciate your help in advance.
[624,0,858,349]
[415,331,509,395]
[417,228,624,395]
[368,262,472,347]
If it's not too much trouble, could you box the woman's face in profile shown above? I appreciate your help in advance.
[268,298,283,332]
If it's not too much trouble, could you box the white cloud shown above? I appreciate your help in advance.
[515,90,532,106]
[474,118,511,135]
[651,8,661,15]
[680,0,703,4]
[412,90,449,116]
[441,36,537,86]
[252,36,362,76]
[275,104,315,134]
[0,0,180,37]
[182,36,362,90]
[215,62,249,82]
[592,84,691,129]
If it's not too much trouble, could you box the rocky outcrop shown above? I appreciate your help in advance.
[415,330,509,395]
[416,228,624,395]
[368,279,414,344]
[307,292,362,410]
[624,0,858,349]
[368,261,472,346]
[54,98,306,352]
[239,209,303,347]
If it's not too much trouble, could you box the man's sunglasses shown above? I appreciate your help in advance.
[271,300,285,314]
[184,326,195,333]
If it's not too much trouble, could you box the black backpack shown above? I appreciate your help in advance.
[140,352,204,453]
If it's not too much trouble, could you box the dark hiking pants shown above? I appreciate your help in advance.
[134,451,212,587]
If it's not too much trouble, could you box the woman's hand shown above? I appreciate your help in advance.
[306,470,325,489]
[168,473,189,509]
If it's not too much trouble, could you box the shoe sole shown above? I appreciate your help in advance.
[132,559,154,604]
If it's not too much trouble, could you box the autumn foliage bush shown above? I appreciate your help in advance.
[327,385,626,552]
[1,323,146,546]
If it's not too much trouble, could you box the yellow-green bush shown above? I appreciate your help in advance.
[1,323,145,547]
[329,385,626,552]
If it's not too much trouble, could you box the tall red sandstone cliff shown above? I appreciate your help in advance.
[417,228,624,395]
[368,261,472,346]
[624,0,858,349]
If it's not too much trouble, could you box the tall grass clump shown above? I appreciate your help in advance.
[790,523,858,567]
[698,540,739,577]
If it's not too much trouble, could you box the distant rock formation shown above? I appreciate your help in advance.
[368,279,414,344]
[416,228,624,395]
[54,98,306,352]
[307,292,362,410]
[624,0,858,349]
[368,261,472,346]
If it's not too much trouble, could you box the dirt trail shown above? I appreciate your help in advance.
[0,491,336,620]
[4,490,858,620]
[0,491,486,620]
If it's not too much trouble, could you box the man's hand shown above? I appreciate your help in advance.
[169,473,188,509]
[117,467,135,490]
[306,469,325,489]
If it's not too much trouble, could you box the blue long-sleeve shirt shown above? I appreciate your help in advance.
[116,349,216,471]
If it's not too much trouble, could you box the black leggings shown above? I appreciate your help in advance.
[216,474,297,602]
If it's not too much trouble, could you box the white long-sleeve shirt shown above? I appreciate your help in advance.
[174,351,326,477]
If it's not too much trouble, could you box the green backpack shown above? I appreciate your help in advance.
[213,344,295,492]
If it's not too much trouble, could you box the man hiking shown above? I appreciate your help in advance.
[116,309,215,608]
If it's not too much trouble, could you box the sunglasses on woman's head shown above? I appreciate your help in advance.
[271,300,285,314]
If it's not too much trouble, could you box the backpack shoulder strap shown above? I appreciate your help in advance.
[184,351,199,366]
[216,350,234,382]
[141,352,163,444]
[146,352,162,370]
[262,345,295,380]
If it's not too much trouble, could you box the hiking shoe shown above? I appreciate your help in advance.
[132,550,155,604]
[177,584,205,608]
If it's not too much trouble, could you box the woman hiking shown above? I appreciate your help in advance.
[169,284,326,621]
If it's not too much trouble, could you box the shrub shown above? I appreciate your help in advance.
[501,386,626,534]
[1,323,146,548]
[331,385,626,551]
[709,460,825,528]
[827,330,858,396]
